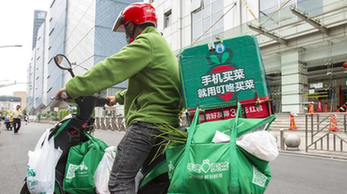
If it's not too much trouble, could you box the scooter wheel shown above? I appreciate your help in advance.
[20,182,30,194]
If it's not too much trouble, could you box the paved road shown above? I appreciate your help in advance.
[1,122,347,194]
[0,122,124,194]
[265,152,347,194]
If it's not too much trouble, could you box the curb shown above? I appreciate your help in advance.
[279,150,347,161]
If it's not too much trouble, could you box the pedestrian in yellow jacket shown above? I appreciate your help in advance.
[12,105,22,133]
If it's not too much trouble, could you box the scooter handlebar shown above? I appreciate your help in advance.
[60,92,69,99]
[95,97,110,107]
[50,92,109,107]
[51,92,70,100]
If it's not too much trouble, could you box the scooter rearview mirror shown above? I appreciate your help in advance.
[53,54,75,77]
[54,54,72,70]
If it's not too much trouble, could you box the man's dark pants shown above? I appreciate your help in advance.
[13,118,21,133]
[108,121,162,194]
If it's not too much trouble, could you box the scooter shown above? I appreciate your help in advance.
[20,54,170,194]
[5,116,13,130]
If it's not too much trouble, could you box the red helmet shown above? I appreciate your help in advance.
[112,2,157,32]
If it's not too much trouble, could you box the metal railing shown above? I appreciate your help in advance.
[93,115,189,132]
[305,113,347,153]
[94,116,127,131]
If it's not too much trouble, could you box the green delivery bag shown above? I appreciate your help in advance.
[63,133,109,194]
[166,103,275,194]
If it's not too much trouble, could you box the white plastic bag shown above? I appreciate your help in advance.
[94,146,144,194]
[94,146,116,194]
[27,128,62,194]
[236,131,279,162]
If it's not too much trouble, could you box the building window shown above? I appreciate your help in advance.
[192,10,202,42]
[259,0,306,22]
[50,0,55,8]
[49,28,54,36]
[191,0,223,43]
[191,0,203,12]
[47,86,52,93]
[164,10,172,28]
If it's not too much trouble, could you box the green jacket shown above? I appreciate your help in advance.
[66,27,182,126]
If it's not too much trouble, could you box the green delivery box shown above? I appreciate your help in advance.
[179,34,273,122]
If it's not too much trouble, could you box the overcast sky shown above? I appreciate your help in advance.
[0,0,49,96]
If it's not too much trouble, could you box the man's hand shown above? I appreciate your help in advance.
[106,96,117,106]
[55,88,73,101]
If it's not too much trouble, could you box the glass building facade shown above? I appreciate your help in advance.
[27,0,137,113]
[147,0,347,113]
[32,10,47,50]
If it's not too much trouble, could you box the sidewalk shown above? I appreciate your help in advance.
[269,129,347,160]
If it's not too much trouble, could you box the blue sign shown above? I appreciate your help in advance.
[215,43,225,54]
